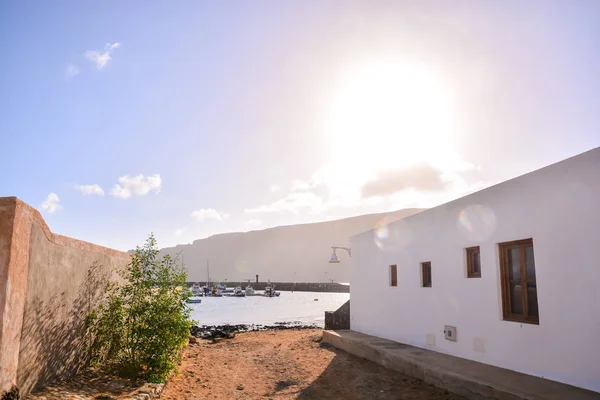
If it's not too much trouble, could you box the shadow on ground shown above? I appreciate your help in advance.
[25,368,146,400]
[295,343,463,400]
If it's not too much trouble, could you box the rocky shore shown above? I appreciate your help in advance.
[190,321,319,340]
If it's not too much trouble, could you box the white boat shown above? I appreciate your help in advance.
[233,287,246,297]
[190,283,203,296]
[263,286,280,297]
[245,285,255,296]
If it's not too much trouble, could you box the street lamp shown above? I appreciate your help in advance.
[329,246,351,263]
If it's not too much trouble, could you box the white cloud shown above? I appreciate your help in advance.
[41,193,62,213]
[362,163,447,198]
[65,64,80,79]
[291,179,311,191]
[248,148,483,216]
[85,42,121,70]
[110,174,162,199]
[270,185,281,193]
[247,219,263,227]
[190,208,230,222]
[77,184,105,196]
[245,191,324,214]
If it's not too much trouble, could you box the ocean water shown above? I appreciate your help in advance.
[189,291,350,327]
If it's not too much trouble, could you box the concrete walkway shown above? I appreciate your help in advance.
[323,330,600,400]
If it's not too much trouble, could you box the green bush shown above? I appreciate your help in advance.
[88,234,194,382]
[0,387,19,400]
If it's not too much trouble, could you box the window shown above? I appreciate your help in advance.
[390,264,397,287]
[466,246,481,278]
[499,239,539,324]
[421,262,432,287]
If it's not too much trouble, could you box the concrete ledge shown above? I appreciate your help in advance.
[323,330,600,400]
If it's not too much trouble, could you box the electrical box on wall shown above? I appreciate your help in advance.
[444,325,457,341]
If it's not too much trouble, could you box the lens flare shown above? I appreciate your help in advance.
[374,217,412,252]
[235,259,249,273]
[457,204,497,242]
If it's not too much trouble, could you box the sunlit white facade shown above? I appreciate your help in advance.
[349,147,600,392]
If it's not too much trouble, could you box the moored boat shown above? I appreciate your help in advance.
[190,283,203,296]
[263,286,280,297]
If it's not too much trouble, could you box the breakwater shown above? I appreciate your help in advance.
[186,281,349,293]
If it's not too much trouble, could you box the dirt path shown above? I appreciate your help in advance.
[162,329,465,400]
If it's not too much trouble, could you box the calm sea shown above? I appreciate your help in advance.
[189,291,350,327]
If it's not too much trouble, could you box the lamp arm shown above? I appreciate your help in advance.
[331,246,351,257]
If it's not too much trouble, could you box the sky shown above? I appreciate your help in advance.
[1,1,599,251]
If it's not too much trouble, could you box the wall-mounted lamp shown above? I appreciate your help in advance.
[329,246,351,264]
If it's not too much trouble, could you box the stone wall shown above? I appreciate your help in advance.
[0,197,20,394]
[0,197,130,396]
[325,300,350,330]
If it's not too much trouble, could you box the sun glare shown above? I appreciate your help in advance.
[326,61,455,174]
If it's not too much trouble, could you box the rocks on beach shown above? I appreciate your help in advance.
[190,321,319,341]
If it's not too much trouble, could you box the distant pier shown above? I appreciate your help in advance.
[187,281,350,293]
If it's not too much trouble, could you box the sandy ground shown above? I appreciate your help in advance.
[162,329,465,400]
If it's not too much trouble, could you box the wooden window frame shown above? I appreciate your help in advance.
[466,246,481,278]
[421,262,432,288]
[389,264,398,287]
[499,238,539,325]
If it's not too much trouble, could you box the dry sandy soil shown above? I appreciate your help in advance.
[162,329,465,400]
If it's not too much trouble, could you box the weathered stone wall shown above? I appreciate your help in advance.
[325,300,350,330]
[0,197,130,396]
[0,197,20,393]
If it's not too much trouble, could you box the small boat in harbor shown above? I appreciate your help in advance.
[187,297,202,304]
[263,286,280,297]
[233,287,246,297]
[190,283,203,296]
[245,285,255,296]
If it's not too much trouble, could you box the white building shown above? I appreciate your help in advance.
[348,147,600,393]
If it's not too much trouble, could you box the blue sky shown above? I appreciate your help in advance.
[1,1,599,251]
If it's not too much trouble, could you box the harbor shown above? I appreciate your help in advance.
[187,290,350,327]
[187,281,350,294]
[187,282,281,298]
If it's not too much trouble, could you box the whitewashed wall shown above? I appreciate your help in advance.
[349,147,600,392]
